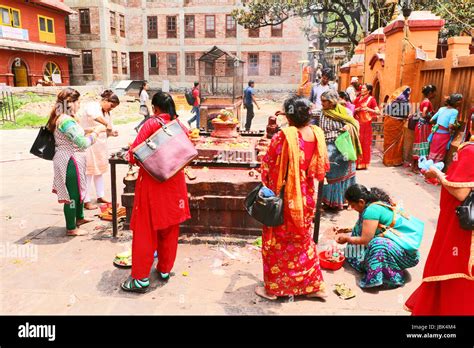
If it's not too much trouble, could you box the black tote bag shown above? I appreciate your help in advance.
[30,126,55,160]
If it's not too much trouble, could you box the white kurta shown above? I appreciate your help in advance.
[80,102,111,176]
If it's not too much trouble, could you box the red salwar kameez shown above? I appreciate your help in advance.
[260,126,330,297]
[353,95,378,169]
[405,143,474,315]
[128,114,191,279]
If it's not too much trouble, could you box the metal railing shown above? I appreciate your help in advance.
[0,86,16,124]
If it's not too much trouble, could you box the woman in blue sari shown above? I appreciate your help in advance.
[336,184,420,288]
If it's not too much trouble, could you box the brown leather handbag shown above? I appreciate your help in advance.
[132,117,198,182]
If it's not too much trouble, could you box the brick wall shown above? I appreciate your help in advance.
[64,1,308,91]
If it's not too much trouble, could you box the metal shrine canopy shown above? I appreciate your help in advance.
[198,46,244,64]
[198,46,245,101]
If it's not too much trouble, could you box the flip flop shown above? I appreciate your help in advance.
[334,283,356,300]
[120,277,149,293]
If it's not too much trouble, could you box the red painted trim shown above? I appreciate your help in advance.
[364,34,385,45]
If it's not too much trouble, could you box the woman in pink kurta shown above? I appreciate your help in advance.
[81,90,120,210]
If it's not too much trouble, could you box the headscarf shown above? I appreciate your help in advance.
[322,91,363,158]
[385,86,411,118]
[387,86,411,104]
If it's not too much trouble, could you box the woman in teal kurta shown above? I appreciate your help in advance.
[335,184,420,288]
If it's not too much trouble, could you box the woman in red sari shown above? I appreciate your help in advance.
[353,84,380,170]
[121,92,191,293]
[405,120,474,315]
[256,96,330,300]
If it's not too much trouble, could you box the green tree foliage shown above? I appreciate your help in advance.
[232,0,472,50]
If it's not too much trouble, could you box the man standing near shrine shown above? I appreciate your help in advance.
[346,77,360,102]
[309,68,338,113]
[243,80,260,131]
[188,81,201,129]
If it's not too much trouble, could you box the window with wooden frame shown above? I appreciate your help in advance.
[185,53,196,76]
[110,11,116,35]
[167,16,177,38]
[205,15,215,38]
[0,6,21,28]
[112,51,118,74]
[65,15,70,34]
[82,50,93,74]
[248,27,259,38]
[271,23,283,37]
[184,15,195,38]
[119,14,125,37]
[149,53,159,75]
[270,53,281,76]
[79,9,91,34]
[226,15,236,38]
[147,16,157,39]
[248,53,259,75]
[38,15,55,43]
[167,53,178,75]
[121,52,127,74]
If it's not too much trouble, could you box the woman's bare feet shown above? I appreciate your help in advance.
[97,197,111,204]
[67,228,88,236]
[306,290,328,299]
[255,286,277,300]
[84,202,98,210]
[76,218,92,227]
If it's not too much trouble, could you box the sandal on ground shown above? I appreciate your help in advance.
[255,285,277,301]
[76,218,93,227]
[84,202,98,210]
[156,270,170,282]
[121,276,149,293]
[66,228,88,236]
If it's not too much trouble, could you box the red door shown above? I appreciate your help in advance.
[129,52,144,80]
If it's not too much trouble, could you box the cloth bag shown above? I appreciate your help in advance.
[370,202,424,252]
[335,131,357,161]
[30,126,55,160]
[132,117,197,182]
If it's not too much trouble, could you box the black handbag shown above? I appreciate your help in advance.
[456,190,474,230]
[30,126,55,160]
[407,113,418,131]
[244,166,288,227]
